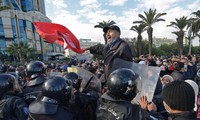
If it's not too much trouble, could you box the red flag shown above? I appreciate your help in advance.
[33,22,84,54]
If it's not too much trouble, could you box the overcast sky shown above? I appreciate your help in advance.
[44,0,200,45]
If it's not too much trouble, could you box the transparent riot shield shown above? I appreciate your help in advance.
[71,66,101,93]
[111,58,161,103]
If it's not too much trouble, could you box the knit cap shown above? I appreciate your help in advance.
[162,80,195,111]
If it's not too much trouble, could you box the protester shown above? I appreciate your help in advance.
[162,80,197,120]
[83,25,133,82]
[161,75,174,87]
[170,61,184,81]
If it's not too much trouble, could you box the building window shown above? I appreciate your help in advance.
[0,17,4,37]
[21,0,34,12]
[26,20,32,29]
[48,43,53,52]
[0,39,6,51]
[2,0,9,7]
[11,18,17,43]
[19,19,26,42]
[10,0,20,10]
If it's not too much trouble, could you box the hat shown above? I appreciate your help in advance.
[162,75,174,82]
[162,80,195,111]
[103,25,121,34]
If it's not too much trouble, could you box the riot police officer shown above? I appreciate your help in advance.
[28,77,77,120]
[96,68,153,120]
[65,72,100,120]
[0,73,28,120]
[22,61,48,105]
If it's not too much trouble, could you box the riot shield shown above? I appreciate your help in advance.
[71,66,101,93]
[111,58,161,103]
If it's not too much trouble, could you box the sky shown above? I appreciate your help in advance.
[44,0,200,45]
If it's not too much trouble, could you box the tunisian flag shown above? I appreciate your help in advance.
[33,22,84,54]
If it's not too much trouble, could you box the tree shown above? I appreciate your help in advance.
[167,16,188,55]
[94,20,116,44]
[133,8,166,56]
[130,24,146,57]
[190,10,200,36]
[6,42,35,63]
[188,10,200,46]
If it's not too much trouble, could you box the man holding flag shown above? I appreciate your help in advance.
[33,22,133,84]
[84,25,133,82]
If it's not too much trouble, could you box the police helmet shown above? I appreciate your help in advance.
[107,68,138,101]
[8,72,19,80]
[64,72,82,90]
[26,61,46,77]
[42,77,71,104]
[0,73,17,94]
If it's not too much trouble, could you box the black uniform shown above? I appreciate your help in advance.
[0,93,28,120]
[96,68,164,120]
[28,77,77,120]
[71,90,99,120]
[22,74,47,105]
[96,92,151,120]
[0,73,29,120]
[28,99,76,120]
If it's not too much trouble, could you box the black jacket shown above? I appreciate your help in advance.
[22,75,47,105]
[28,100,77,120]
[90,38,133,80]
[96,92,152,120]
[0,94,28,120]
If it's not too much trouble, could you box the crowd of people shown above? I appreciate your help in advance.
[0,25,200,120]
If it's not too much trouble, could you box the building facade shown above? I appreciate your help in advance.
[0,0,64,61]
[65,38,100,60]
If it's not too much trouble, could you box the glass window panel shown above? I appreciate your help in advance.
[10,0,20,10]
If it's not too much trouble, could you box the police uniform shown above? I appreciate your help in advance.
[28,98,76,120]
[0,73,28,120]
[22,74,47,105]
[28,77,77,120]
[0,94,28,120]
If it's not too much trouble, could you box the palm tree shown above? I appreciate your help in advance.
[185,33,195,55]
[133,8,166,56]
[188,10,200,46]
[167,16,188,55]
[94,20,116,44]
[191,10,200,35]
[6,42,35,63]
[130,24,146,56]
